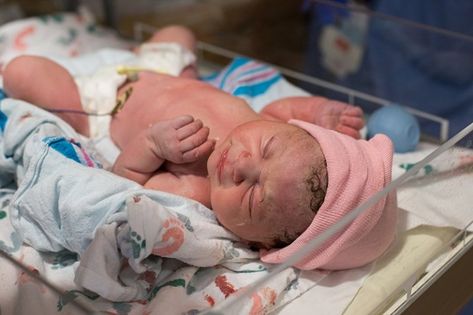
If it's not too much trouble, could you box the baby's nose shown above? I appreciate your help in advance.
[232,151,259,184]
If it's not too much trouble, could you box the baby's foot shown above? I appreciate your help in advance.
[261,96,364,138]
[311,98,364,139]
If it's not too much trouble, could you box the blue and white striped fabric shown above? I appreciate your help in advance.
[43,136,102,169]
[204,57,308,112]
[204,57,281,97]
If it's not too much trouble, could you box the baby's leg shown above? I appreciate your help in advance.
[261,96,364,139]
[302,97,364,139]
[3,55,89,136]
[144,25,198,79]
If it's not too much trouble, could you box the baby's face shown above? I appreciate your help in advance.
[207,120,320,245]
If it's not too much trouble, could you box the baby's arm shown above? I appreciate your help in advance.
[112,115,215,185]
[260,96,364,139]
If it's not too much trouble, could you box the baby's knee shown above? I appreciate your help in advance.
[150,25,197,51]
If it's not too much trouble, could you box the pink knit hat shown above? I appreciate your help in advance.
[260,119,398,270]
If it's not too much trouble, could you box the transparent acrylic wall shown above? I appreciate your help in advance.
[300,0,473,141]
[135,0,473,142]
[131,0,471,143]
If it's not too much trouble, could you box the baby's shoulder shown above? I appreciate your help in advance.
[145,170,210,207]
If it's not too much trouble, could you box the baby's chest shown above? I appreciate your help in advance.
[164,159,208,178]
[145,167,211,207]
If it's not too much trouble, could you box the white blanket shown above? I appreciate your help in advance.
[393,142,473,231]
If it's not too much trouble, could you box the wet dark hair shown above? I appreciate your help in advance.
[306,163,328,215]
[250,162,328,251]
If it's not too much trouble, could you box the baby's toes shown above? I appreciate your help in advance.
[343,105,363,117]
[340,115,364,130]
[336,125,361,139]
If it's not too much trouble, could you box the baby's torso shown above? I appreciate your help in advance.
[111,72,255,146]
[110,71,258,178]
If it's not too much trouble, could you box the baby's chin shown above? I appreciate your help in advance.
[206,141,227,179]
[206,150,218,180]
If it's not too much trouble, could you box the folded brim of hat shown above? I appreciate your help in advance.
[260,119,398,270]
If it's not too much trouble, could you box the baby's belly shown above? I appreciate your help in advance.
[111,74,189,148]
[110,72,253,149]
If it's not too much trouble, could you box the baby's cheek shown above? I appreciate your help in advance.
[212,192,242,225]
[210,191,231,218]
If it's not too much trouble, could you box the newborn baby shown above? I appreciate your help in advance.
[112,111,397,270]
[3,25,397,269]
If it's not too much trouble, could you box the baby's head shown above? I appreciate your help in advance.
[207,120,327,250]
[207,119,397,270]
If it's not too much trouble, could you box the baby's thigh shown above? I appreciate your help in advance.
[3,55,53,99]
[3,55,79,105]
[4,55,89,135]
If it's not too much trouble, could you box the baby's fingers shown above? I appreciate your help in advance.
[171,115,195,129]
[337,125,361,139]
[182,139,216,162]
[176,119,204,140]
[340,116,364,129]
[178,126,210,152]
[344,106,363,117]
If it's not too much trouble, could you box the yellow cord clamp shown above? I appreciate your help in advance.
[111,86,133,116]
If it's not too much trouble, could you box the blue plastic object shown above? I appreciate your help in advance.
[367,105,420,153]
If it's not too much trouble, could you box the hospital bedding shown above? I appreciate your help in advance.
[0,11,472,315]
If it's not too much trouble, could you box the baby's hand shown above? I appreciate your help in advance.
[148,115,215,164]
